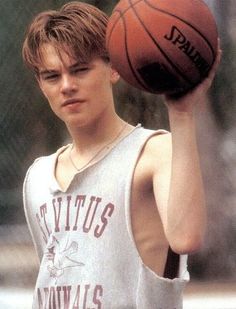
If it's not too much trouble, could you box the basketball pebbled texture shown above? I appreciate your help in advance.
[106,0,218,95]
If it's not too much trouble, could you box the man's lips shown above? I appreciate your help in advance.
[62,98,84,107]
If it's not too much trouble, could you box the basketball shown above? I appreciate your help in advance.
[106,0,218,95]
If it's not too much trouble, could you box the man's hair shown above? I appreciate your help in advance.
[22,1,109,74]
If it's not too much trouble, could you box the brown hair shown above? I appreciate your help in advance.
[22,1,109,74]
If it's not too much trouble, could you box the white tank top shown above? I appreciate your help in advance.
[23,125,189,309]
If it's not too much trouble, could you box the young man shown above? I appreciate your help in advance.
[22,2,221,308]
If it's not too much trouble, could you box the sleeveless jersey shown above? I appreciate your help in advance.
[23,125,189,309]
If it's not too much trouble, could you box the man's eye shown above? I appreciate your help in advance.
[44,74,59,81]
[72,67,89,74]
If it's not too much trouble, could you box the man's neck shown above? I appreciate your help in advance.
[67,115,126,155]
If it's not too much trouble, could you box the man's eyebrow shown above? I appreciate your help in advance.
[69,61,88,69]
[39,69,58,76]
[38,61,89,75]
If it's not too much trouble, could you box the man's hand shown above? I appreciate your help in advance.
[164,38,222,114]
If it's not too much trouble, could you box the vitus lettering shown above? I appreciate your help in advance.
[36,194,115,242]
[83,196,102,233]
[164,25,210,75]
[94,203,114,238]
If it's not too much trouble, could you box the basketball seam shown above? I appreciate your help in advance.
[107,2,150,91]
[129,0,194,87]
[118,9,151,91]
[106,0,143,48]
[144,0,216,61]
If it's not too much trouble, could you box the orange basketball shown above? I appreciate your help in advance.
[106,0,218,95]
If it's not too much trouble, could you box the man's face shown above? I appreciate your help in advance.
[37,44,119,128]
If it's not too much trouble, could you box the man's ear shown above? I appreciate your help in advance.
[110,66,120,84]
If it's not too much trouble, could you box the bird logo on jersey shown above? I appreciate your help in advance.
[46,236,84,279]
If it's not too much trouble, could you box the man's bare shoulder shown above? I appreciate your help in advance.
[133,132,172,191]
[141,131,172,166]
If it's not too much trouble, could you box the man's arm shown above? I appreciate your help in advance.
[152,43,222,254]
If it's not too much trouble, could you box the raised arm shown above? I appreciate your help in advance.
[153,42,222,254]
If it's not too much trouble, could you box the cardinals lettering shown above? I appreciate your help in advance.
[37,284,103,309]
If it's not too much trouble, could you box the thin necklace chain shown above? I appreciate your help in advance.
[69,122,127,172]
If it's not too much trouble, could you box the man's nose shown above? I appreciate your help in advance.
[61,74,77,95]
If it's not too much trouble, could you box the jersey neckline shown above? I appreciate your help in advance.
[49,123,142,193]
